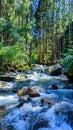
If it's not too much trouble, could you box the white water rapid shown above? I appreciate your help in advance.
[0,69,73,130]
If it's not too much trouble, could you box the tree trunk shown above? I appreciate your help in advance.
[0,0,2,17]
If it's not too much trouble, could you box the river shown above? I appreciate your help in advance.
[0,66,73,130]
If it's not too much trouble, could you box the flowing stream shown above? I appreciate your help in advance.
[0,66,73,130]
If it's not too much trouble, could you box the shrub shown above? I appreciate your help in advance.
[61,47,73,71]
[0,43,28,69]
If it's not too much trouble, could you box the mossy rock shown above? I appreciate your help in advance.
[66,66,73,82]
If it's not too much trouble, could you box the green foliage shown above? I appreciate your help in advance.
[0,0,73,69]
[61,47,73,71]
[0,43,28,68]
[0,18,24,45]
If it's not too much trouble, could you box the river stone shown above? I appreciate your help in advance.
[49,64,62,76]
[0,75,15,82]
[49,84,58,90]
[41,98,56,106]
[16,100,24,108]
[17,87,28,97]
[0,106,7,121]
[17,87,40,97]
[28,87,40,97]
[15,73,27,81]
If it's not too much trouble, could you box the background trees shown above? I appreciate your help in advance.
[0,0,73,71]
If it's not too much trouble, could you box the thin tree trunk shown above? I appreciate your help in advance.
[0,0,2,17]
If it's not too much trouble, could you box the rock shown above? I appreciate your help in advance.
[52,84,58,89]
[0,106,7,121]
[15,73,27,81]
[17,87,28,97]
[16,101,24,108]
[33,118,49,130]
[66,66,73,82]
[41,98,56,106]
[17,96,31,108]
[0,75,15,82]
[28,87,40,97]
[50,64,62,76]
[48,84,58,90]
[17,87,40,97]
[28,92,40,97]
[33,64,47,73]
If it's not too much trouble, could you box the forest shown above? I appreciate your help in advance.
[0,0,73,130]
[0,0,73,71]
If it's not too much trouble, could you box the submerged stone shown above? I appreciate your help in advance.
[41,98,56,106]
[33,118,49,130]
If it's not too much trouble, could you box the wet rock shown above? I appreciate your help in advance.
[15,73,27,81]
[0,75,15,82]
[0,106,7,121]
[33,64,47,72]
[17,87,40,97]
[33,118,49,130]
[66,66,73,82]
[28,87,40,97]
[28,92,40,97]
[50,64,62,76]
[17,87,28,97]
[17,96,32,108]
[48,84,58,90]
[16,101,24,108]
[41,98,56,106]
[52,84,58,89]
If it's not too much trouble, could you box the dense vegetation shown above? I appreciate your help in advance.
[0,0,73,72]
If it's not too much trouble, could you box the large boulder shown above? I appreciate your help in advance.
[49,64,62,76]
[66,66,73,82]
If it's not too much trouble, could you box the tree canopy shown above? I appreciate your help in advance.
[0,0,73,71]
